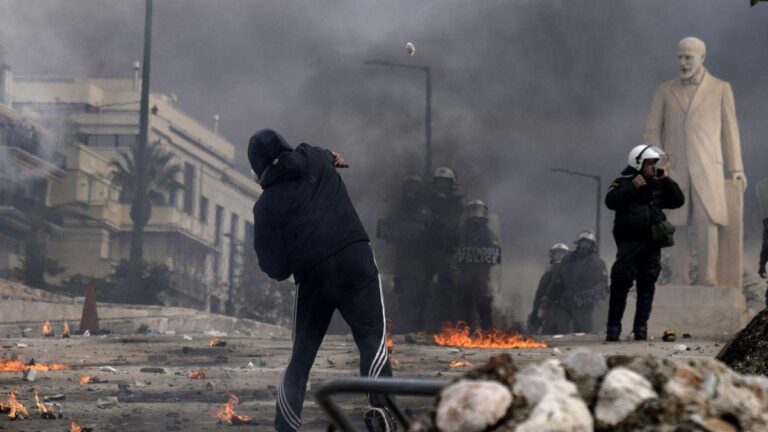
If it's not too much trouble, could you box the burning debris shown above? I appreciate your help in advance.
[70,420,94,432]
[42,320,54,337]
[213,393,253,425]
[433,321,547,349]
[449,360,473,369]
[79,375,102,385]
[63,319,71,338]
[210,337,227,347]
[188,369,207,379]
[0,357,69,373]
[386,320,400,368]
[410,349,768,432]
[34,392,60,419]
[6,392,29,420]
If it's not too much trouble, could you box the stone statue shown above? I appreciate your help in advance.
[643,37,746,286]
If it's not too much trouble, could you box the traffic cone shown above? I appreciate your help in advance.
[78,281,100,334]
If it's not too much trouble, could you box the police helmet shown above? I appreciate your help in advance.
[464,200,488,220]
[575,230,597,245]
[432,166,457,185]
[550,243,570,253]
[402,173,424,185]
[628,144,668,171]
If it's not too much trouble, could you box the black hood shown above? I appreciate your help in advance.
[621,165,639,176]
[248,129,293,178]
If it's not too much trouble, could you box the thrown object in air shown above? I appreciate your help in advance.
[406,42,416,56]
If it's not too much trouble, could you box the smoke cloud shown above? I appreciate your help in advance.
[2,1,767,317]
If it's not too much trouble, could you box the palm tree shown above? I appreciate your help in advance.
[110,140,183,300]
[15,198,90,288]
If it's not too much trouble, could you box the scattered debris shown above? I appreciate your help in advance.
[46,394,66,401]
[436,380,511,432]
[96,396,119,408]
[140,367,168,374]
[662,329,677,342]
[449,360,473,369]
[209,337,227,347]
[79,375,102,385]
[6,392,29,420]
[98,365,118,373]
[674,344,689,352]
[682,333,692,339]
[34,392,60,419]
[188,370,206,379]
[22,369,37,382]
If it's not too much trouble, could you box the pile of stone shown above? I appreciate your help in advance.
[716,308,768,376]
[410,348,768,432]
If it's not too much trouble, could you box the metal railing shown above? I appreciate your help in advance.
[314,376,447,431]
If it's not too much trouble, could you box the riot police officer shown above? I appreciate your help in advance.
[605,145,685,342]
[527,243,570,334]
[427,167,464,329]
[378,174,432,333]
[540,231,607,334]
[456,200,501,329]
[757,178,768,307]
[759,218,768,307]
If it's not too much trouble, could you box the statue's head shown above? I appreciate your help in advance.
[677,37,706,80]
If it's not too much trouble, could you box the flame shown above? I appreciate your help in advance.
[70,421,82,432]
[79,375,98,385]
[213,393,252,425]
[34,392,56,418]
[0,357,69,373]
[42,320,54,336]
[0,402,7,413]
[188,370,206,379]
[385,320,400,368]
[449,360,474,368]
[63,319,71,338]
[209,337,225,347]
[433,321,547,349]
[7,392,29,420]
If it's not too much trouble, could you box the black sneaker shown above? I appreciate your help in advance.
[364,407,396,432]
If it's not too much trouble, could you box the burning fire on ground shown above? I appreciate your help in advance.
[63,319,71,338]
[6,392,29,420]
[42,320,54,337]
[79,375,100,385]
[386,320,400,368]
[210,337,226,347]
[433,321,547,349]
[34,392,58,419]
[188,369,206,379]
[0,357,69,373]
[213,393,252,425]
[449,360,474,368]
[70,421,93,432]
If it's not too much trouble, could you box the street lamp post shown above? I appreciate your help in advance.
[363,60,432,178]
[550,168,603,251]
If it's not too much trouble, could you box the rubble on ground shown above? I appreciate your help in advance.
[410,349,768,432]
[716,308,768,376]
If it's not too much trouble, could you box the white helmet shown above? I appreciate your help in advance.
[575,230,597,245]
[432,166,457,184]
[464,200,488,220]
[550,243,570,253]
[627,144,668,171]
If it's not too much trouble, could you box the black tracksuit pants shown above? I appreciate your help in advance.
[275,241,392,432]
[606,241,662,333]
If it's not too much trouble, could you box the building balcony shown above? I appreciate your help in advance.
[119,203,214,248]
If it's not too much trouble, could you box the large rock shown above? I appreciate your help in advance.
[594,367,658,426]
[512,360,593,432]
[716,308,768,376]
[562,349,608,403]
[435,380,512,432]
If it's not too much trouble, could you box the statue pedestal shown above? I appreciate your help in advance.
[621,285,749,338]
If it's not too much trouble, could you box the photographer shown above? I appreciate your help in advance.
[605,145,685,341]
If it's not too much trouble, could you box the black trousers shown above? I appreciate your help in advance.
[457,273,493,329]
[275,241,392,432]
[393,273,430,333]
[606,241,662,332]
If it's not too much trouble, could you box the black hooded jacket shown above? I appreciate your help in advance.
[249,131,369,283]
[605,166,685,243]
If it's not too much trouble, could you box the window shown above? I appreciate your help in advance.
[214,205,224,246]
[199,196,209,224]
[183,163,195,215]
[87,135,118,148]
[116,135,137,147]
